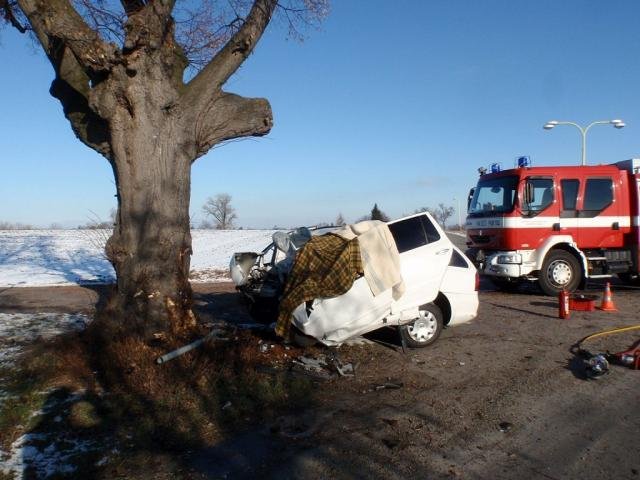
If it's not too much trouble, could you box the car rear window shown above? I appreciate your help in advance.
[388,215,440,253]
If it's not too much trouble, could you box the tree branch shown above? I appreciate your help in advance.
[17,0,116,76]
[184,0,277,99]
[15,0,112,157]
[1,0,27,33]
[120,0,146,16]
[193,92,273,160]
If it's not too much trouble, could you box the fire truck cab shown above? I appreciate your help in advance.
[466,159,640,295]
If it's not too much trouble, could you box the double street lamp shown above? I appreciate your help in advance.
[543,119,625,166]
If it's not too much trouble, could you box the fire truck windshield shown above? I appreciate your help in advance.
[468,175,518,216]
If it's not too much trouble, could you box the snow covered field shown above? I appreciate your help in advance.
[0,229,276,287]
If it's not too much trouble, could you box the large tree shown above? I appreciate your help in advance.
[2,0,327,337]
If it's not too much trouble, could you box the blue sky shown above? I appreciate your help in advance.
[2,1,640,228]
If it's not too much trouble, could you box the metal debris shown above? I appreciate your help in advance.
[293,355,328,372]
[498,421,513,432]
[587,354,610,377]
[335,361,355,377]
[156,328,228,364]
[374,382,403,391]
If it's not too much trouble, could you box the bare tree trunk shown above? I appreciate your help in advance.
[106,149,195,337]
[103,70,197,337]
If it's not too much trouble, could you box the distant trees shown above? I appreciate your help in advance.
[415,204,455,229]
[370,203,389,222]
[78,221,112,230]
[0,221,34,230]
[434,203,455,229]
[77,209,116,229]
[202,194,237,230]
[335,213,346,226]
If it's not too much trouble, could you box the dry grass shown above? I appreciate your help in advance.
[0,335,95,449]
[1,315,315,478]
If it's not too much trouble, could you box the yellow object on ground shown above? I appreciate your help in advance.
[579,324,640,346]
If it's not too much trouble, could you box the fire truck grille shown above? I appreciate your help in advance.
[470,235,491,244]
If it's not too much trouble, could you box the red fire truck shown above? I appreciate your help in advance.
[465,158,640,295]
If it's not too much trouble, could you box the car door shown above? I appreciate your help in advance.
[388,213,452,312]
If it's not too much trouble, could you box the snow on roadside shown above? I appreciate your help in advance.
[0,313,90,367]
[0,312,98,479]
[0,229,275,288]
[1,433,98,479]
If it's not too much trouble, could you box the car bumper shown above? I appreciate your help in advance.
[477,250,537,278]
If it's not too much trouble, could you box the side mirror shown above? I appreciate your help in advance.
[467,188,475,210]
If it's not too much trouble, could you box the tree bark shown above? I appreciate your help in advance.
[105,104,196,336]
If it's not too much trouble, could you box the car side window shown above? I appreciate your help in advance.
[420,215,441,243]
[388,216,428,253]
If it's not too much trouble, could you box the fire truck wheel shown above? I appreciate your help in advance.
[539,250,582,296]
[399,304,443,348]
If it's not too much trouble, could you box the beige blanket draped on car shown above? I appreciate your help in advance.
[334,220,405,300]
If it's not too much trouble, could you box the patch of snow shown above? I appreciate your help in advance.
[0,229,276,287]
[0,313,90,365]
[0,313,91,410]
[0,432,97,479]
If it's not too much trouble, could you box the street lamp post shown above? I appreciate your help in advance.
[543,119,625,166]
[453,196,462,230]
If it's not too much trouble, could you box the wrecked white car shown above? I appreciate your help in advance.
[230,213,479,347]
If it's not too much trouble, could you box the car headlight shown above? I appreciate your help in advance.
[497,253,522,264]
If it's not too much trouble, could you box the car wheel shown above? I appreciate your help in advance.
[489,277,522,292]
[539,250,582,296]
[399,304,443,348]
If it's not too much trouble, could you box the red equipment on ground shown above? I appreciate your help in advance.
[609,339,640,370]
[598,282,618,312]
[558,290,570,319]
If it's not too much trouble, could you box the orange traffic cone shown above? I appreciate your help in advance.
[598,282,618,312]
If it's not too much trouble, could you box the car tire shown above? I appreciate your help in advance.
[489,277,522,292]
[539,250,582,296]
[399,303,443,348]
